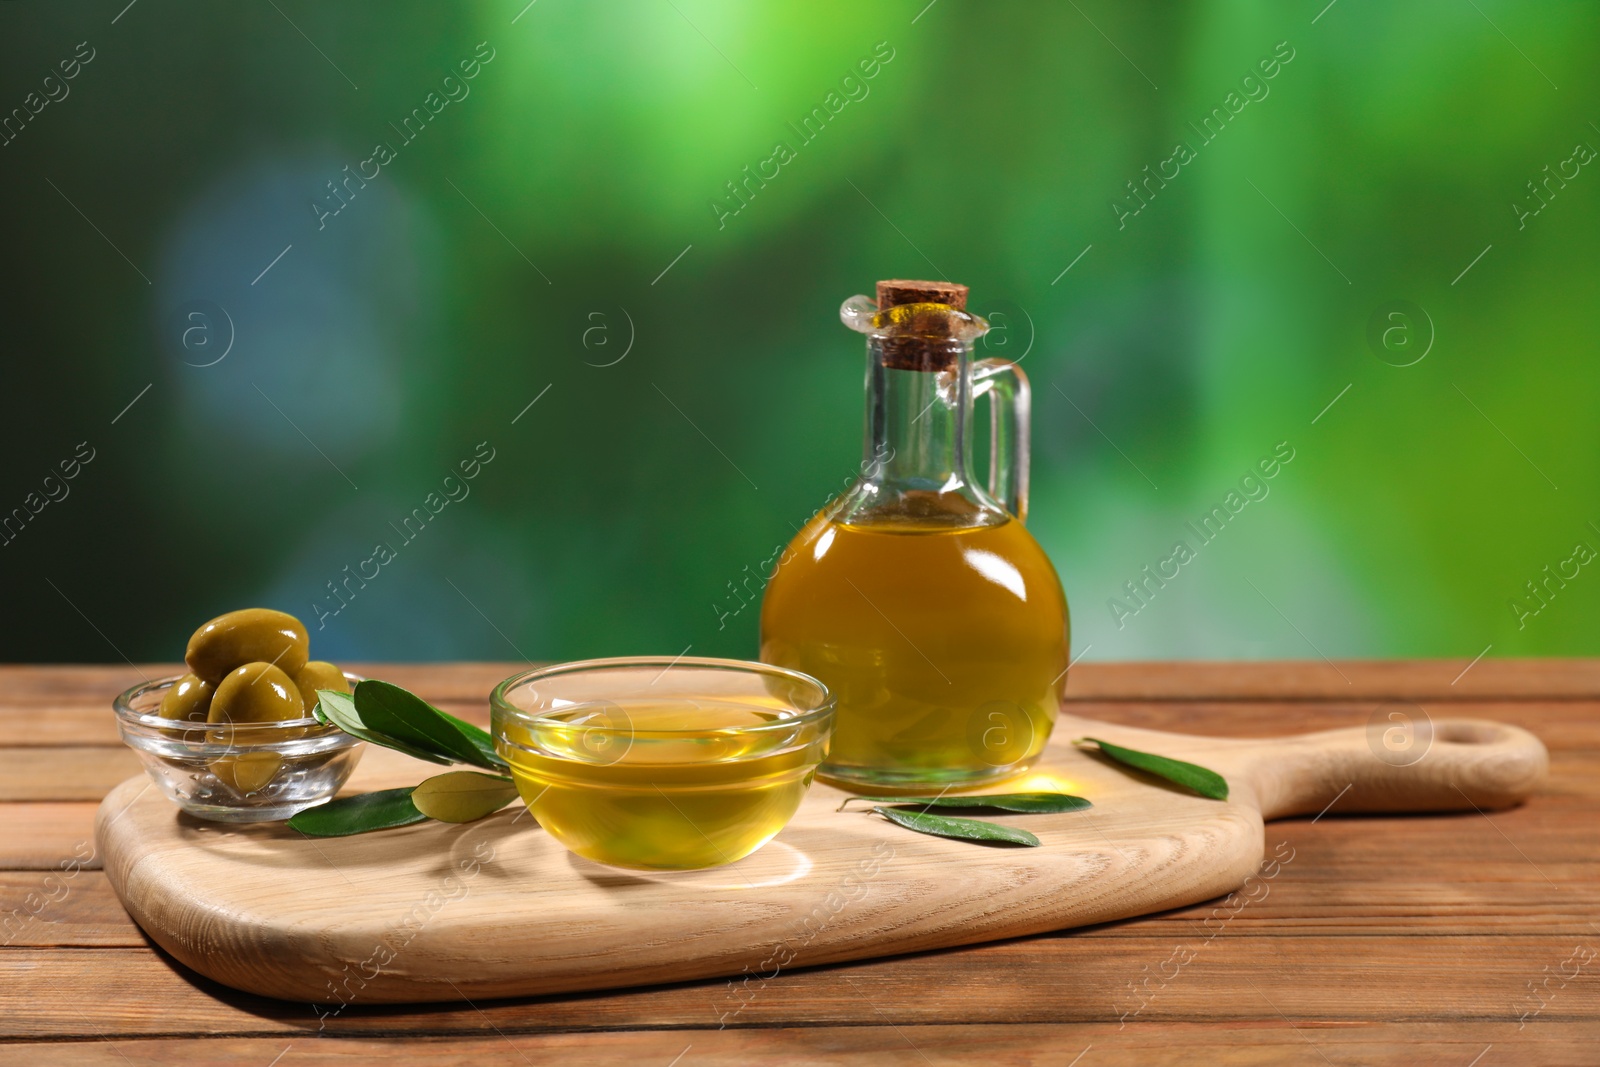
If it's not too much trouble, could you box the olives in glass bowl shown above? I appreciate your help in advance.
[112,608,364,822]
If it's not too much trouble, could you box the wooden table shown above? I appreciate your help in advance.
[4,661,1597,1066]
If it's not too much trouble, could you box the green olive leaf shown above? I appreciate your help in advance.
[437,708,505,770]
[354,680,506,771]
[872,807,1040,847]
[315,689,454,766]
[839,792,1092,814]
[1076,737,1229,800]
[410,771,520,823]
[287,787,428,837]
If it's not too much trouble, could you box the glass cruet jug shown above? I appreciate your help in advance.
[760,279,1070,790]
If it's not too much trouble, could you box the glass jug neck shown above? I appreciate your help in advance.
[841,340,1005,527]
[866,339,971,486]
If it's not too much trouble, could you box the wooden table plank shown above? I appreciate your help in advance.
[0,747,140,801]
[5,712,123,748]
[1066,659,1600,702]
[4,932,1598,1038]
[0,873,141,947]
[2,1024,1596,1067]
[0,803,99,870]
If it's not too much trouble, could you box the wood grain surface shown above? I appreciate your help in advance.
[94,703,1546,1004]
[4,662,1598,1066]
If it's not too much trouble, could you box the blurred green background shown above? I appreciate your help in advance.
[1,0,1595,665]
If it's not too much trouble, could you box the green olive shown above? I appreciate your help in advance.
[207,662,304,796]
[158,673,213,722]
[212,751,283,795]
[185,608,309,684]
[292,660,348,713]
[208,661,306,725]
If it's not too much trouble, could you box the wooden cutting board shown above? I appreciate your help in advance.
[96,711,1546,1005]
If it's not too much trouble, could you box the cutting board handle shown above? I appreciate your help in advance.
[1243,716,1548,821]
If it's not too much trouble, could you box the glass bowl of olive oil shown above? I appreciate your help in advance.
[491,657,834,870]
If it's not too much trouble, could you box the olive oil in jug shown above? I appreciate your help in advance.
[760,281,1070,790]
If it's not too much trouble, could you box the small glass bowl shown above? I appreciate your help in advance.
[113,673,365,823]
[492,657,835,870]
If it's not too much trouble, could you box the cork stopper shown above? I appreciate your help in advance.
[874,279,970,372]
[876,279,968,312]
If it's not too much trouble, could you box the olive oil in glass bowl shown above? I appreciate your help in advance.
[491,658,834,870]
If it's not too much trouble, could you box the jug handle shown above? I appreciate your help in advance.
[971,358,1031,522]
